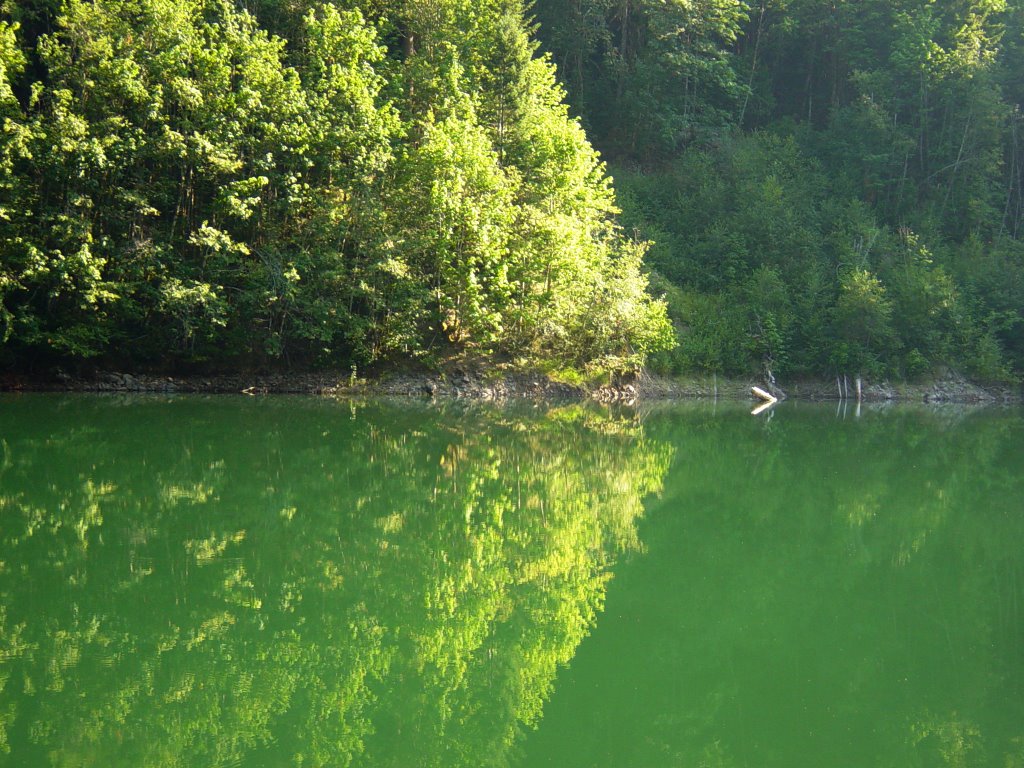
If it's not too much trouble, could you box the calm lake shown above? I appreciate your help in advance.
[0,394,1021,767]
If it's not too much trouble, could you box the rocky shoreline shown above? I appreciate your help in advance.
[632,371,1020,404]
[0,368,586,400]
[0,367,1019,404]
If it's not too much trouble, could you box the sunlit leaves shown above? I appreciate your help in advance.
[0,0,672,373]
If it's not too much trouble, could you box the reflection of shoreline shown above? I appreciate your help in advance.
[2,368,1019,405]
[0,397,673,767]
[635,397,1021,427]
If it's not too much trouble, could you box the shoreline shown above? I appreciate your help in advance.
[1,368,1019,404]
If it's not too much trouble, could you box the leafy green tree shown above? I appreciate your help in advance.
[0,20,27,345]
[355,0,673,371]
[831,268,898,376]
[383,81,515,353]
[0,0,673,376]
[535,0,748,162]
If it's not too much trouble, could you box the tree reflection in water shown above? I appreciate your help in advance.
[0,395,672,767]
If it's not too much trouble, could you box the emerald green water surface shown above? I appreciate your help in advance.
[0,395,1021,767]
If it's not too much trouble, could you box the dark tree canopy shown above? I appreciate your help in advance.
[536,0,1024,381]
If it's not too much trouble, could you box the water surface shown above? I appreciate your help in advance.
[0,395,1021,767]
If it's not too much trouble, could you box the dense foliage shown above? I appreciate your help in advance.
[3,0,1023,381]
[0,0,671,374]
[535,0,1024,381]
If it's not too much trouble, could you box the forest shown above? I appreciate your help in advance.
[535,0,1024,381]
[1,0,1022,382]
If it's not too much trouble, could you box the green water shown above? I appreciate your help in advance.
[0,395,1021,767]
